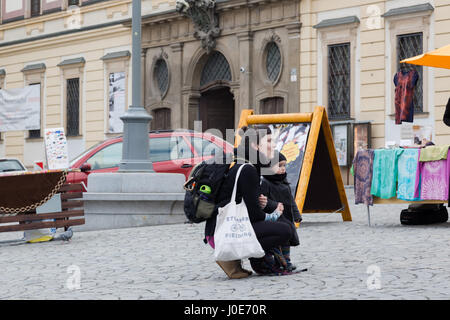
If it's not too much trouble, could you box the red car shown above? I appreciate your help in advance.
[66,130,235,187]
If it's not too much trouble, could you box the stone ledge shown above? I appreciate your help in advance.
[87,172,185,193]
[83,192,185,201]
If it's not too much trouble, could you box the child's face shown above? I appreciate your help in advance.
[272,160,287,175]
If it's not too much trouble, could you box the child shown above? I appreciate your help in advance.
[259,151,302,272]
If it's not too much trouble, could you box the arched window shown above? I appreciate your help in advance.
[200,51,232,87]
[154,59,169,97]
[266,42,282,83]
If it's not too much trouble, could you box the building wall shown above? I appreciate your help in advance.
[434,0,450,145]
[0,0,159,168]
[0,0,449,172]
[300,0,450,148]
[143,0,302,132]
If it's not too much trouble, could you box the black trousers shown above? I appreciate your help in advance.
[277,215,300,247]
[252,220,292,252]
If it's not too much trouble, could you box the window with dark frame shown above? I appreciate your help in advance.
[31,0,41,17]
[28,83,41,138]
[66,78,80,137]
[68,0,80,6]
[152,108,171,131]
[397,32,423,113]
[260,97,284,115]
[328,43,351,120]
[30,0,41,17]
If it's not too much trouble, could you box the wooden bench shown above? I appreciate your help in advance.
[0,182,85,233]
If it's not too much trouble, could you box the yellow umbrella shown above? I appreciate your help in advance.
[401,44,450,69]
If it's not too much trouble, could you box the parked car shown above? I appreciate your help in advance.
[0,158,27,175]
[66,130,235,187]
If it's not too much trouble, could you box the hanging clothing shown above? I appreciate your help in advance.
[371,149,404,199]
[353,149,375,206]
[444,97,450,127]
[397,148,420,201]
[419,145,450,162]
[414,150,450,201]
[394,69,419,125]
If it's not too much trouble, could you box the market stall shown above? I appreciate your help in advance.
[354,146,449,226]
[353,46,450,226]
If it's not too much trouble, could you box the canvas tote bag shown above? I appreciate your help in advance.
[214,164,265,261]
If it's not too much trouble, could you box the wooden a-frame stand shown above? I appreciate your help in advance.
[236,106,352,222]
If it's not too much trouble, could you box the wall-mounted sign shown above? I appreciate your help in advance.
[333,124,348,166]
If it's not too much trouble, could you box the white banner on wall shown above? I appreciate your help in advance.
[108,72,126,133]
[0,85,41,132]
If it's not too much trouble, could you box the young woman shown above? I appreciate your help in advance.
[205,125,294,278]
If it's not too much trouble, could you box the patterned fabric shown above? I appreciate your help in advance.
[415,150,450,201]
[353,150,375,206]
[419,145,450,162]
[397,149,420,201]
[371,149,404,199]
[394,70,419,125]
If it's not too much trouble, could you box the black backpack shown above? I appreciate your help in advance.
[183,154,234,223]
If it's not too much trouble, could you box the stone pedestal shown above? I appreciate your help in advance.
[75,173,186,232]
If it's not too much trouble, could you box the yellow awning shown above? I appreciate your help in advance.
[401,44,450,69]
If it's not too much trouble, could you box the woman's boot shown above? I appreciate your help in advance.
[216,260,251,279]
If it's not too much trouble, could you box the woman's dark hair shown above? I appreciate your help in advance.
[237,125,272,148]
[236,125,272,166]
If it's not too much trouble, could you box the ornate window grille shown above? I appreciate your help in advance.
[328,43,351,120]
[200,51,231,87]
[154,59,169,97]
[266,42,282,83]
[31,0,41,17]
[397,32,423,113]
[66,78,80,136]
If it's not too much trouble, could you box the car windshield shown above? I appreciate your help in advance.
[0,160,25,172]
[69,141,106,166]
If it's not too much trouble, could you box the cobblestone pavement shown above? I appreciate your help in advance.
[1,189,450,300]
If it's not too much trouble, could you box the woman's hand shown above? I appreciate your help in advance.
[276,202,284,214]
[258,195,268,209]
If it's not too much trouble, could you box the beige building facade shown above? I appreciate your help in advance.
[0,0,449,179]
[0,0,158,168]
[142,0,302,139]
[298,0,450,182]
